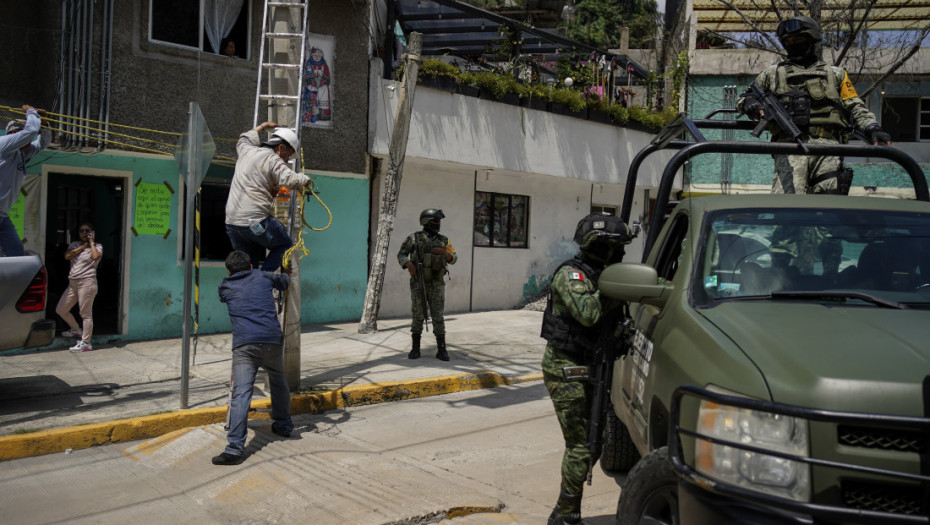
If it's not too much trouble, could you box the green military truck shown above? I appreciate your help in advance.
[598,127,930,524]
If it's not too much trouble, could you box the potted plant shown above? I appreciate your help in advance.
[456,71,480,97]
[473,71,506,100]
[520,82,550,111]
[585,92,613,124]
[605,102,630,125]
[548,86,585,117]
[418,58,459,92]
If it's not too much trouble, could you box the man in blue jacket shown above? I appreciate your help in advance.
[1,105,50,256]
[213,250,294,465]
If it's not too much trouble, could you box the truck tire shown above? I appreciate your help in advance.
[616,447,678,525]
[601,404,640,473]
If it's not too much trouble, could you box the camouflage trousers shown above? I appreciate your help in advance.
[542,345,592,513]
[772,137,842,194]
[409,278,446,335]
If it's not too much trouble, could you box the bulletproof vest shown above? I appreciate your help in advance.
[413,231,450,282]
[773,62,847,136]
[540,257,601,356]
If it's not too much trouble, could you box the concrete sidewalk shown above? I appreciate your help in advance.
[0,309,545,460]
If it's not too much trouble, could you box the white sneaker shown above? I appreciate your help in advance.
[69,341,92,352]
[61,329,82,339]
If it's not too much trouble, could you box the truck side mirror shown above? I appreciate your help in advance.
[599,262,671,308]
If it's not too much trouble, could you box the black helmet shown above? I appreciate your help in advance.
[777,16,821,63]
[573,213,632,265]
[776,16,821,44]
[419,208,445,226]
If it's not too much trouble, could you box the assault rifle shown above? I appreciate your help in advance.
[742,82,810,154]
[414,239,430,332]
[562,305,633,484]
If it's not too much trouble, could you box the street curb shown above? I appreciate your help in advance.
[0,370,543,461]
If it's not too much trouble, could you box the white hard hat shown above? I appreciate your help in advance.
[270,127,300,153]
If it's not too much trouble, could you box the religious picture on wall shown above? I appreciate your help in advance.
[302,33,335,129]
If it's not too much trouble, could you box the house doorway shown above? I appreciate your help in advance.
[44,173,125,337]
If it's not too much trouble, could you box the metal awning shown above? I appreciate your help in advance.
[693,0,930,32]
[390,0,651,79]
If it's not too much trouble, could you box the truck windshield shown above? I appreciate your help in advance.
[694,208,930,307]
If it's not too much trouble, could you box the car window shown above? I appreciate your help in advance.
[695,208,930,307]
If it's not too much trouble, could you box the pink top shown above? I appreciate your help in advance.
[67,241,103,280]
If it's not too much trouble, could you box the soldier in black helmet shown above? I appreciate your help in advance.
[540,213,633,525]
[397,208,457,361]
[737,15,892,195]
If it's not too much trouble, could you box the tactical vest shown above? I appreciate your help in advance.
[412,231,450,282]
[540,258,600,356]
[773,62,848,139]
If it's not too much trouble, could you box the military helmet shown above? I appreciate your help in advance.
[420,208,445,226]
[776,16,822,44]
[573,213,632,265]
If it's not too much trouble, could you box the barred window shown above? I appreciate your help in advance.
[474,191,529,248]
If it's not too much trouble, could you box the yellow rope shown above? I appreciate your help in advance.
[1,105,181,136]
[43,115,180,149]
[303,178,333,232]
[1,105,240,152]
[51,126,180,156]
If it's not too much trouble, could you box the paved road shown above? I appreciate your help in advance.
[0,382,626,524]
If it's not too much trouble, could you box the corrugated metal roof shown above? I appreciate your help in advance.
[392,0,651,79]
[693,0,930,32]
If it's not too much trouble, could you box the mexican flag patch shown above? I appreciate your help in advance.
[569,272,584,281]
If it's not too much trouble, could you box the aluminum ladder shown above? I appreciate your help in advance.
[253,0,309,152]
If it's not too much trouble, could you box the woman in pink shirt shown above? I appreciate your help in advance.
[57,222,102,352]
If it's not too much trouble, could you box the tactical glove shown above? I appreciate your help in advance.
[740,96,764,119]
[867,125,891,145]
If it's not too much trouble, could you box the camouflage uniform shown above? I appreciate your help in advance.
[738,61,879,194]
[397,230,457,336]
[541,262,614,520]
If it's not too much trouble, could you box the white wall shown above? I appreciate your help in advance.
[368,62,676,318]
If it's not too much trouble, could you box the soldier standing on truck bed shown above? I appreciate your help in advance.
[540,213,632,525]
[397,208,457,361]
[737,16,891,195]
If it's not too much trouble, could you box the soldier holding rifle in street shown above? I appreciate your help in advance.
[737,16,891,195]
[397,208,457,361]
[540,213,633,525]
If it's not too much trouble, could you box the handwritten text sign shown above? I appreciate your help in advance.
[9,194,24,237]
[134,182,171,236]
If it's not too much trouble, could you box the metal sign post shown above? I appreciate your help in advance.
[175,101,215,409]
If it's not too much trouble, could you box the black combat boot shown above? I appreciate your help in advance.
[435,334,449,361]
[547,490,582,525]
[408,334,421,359]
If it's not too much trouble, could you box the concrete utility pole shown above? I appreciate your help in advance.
[358,32,422,334]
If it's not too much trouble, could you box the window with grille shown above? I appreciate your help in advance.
[473,191,529,248]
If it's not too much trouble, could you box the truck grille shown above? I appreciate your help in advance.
[841,480,922,515]
[837,425,926,453]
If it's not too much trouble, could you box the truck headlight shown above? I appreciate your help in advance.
[696,400,810,502]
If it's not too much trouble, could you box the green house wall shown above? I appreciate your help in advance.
[34,152,368,342]
[686,75,930,190]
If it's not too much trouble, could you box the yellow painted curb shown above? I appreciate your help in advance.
[0,370,542,461]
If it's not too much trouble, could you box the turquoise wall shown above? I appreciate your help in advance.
[37,152,369,342]
[295,174,369,324]
[686,75,930,189]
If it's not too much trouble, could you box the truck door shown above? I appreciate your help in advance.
[620,211,690,443]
